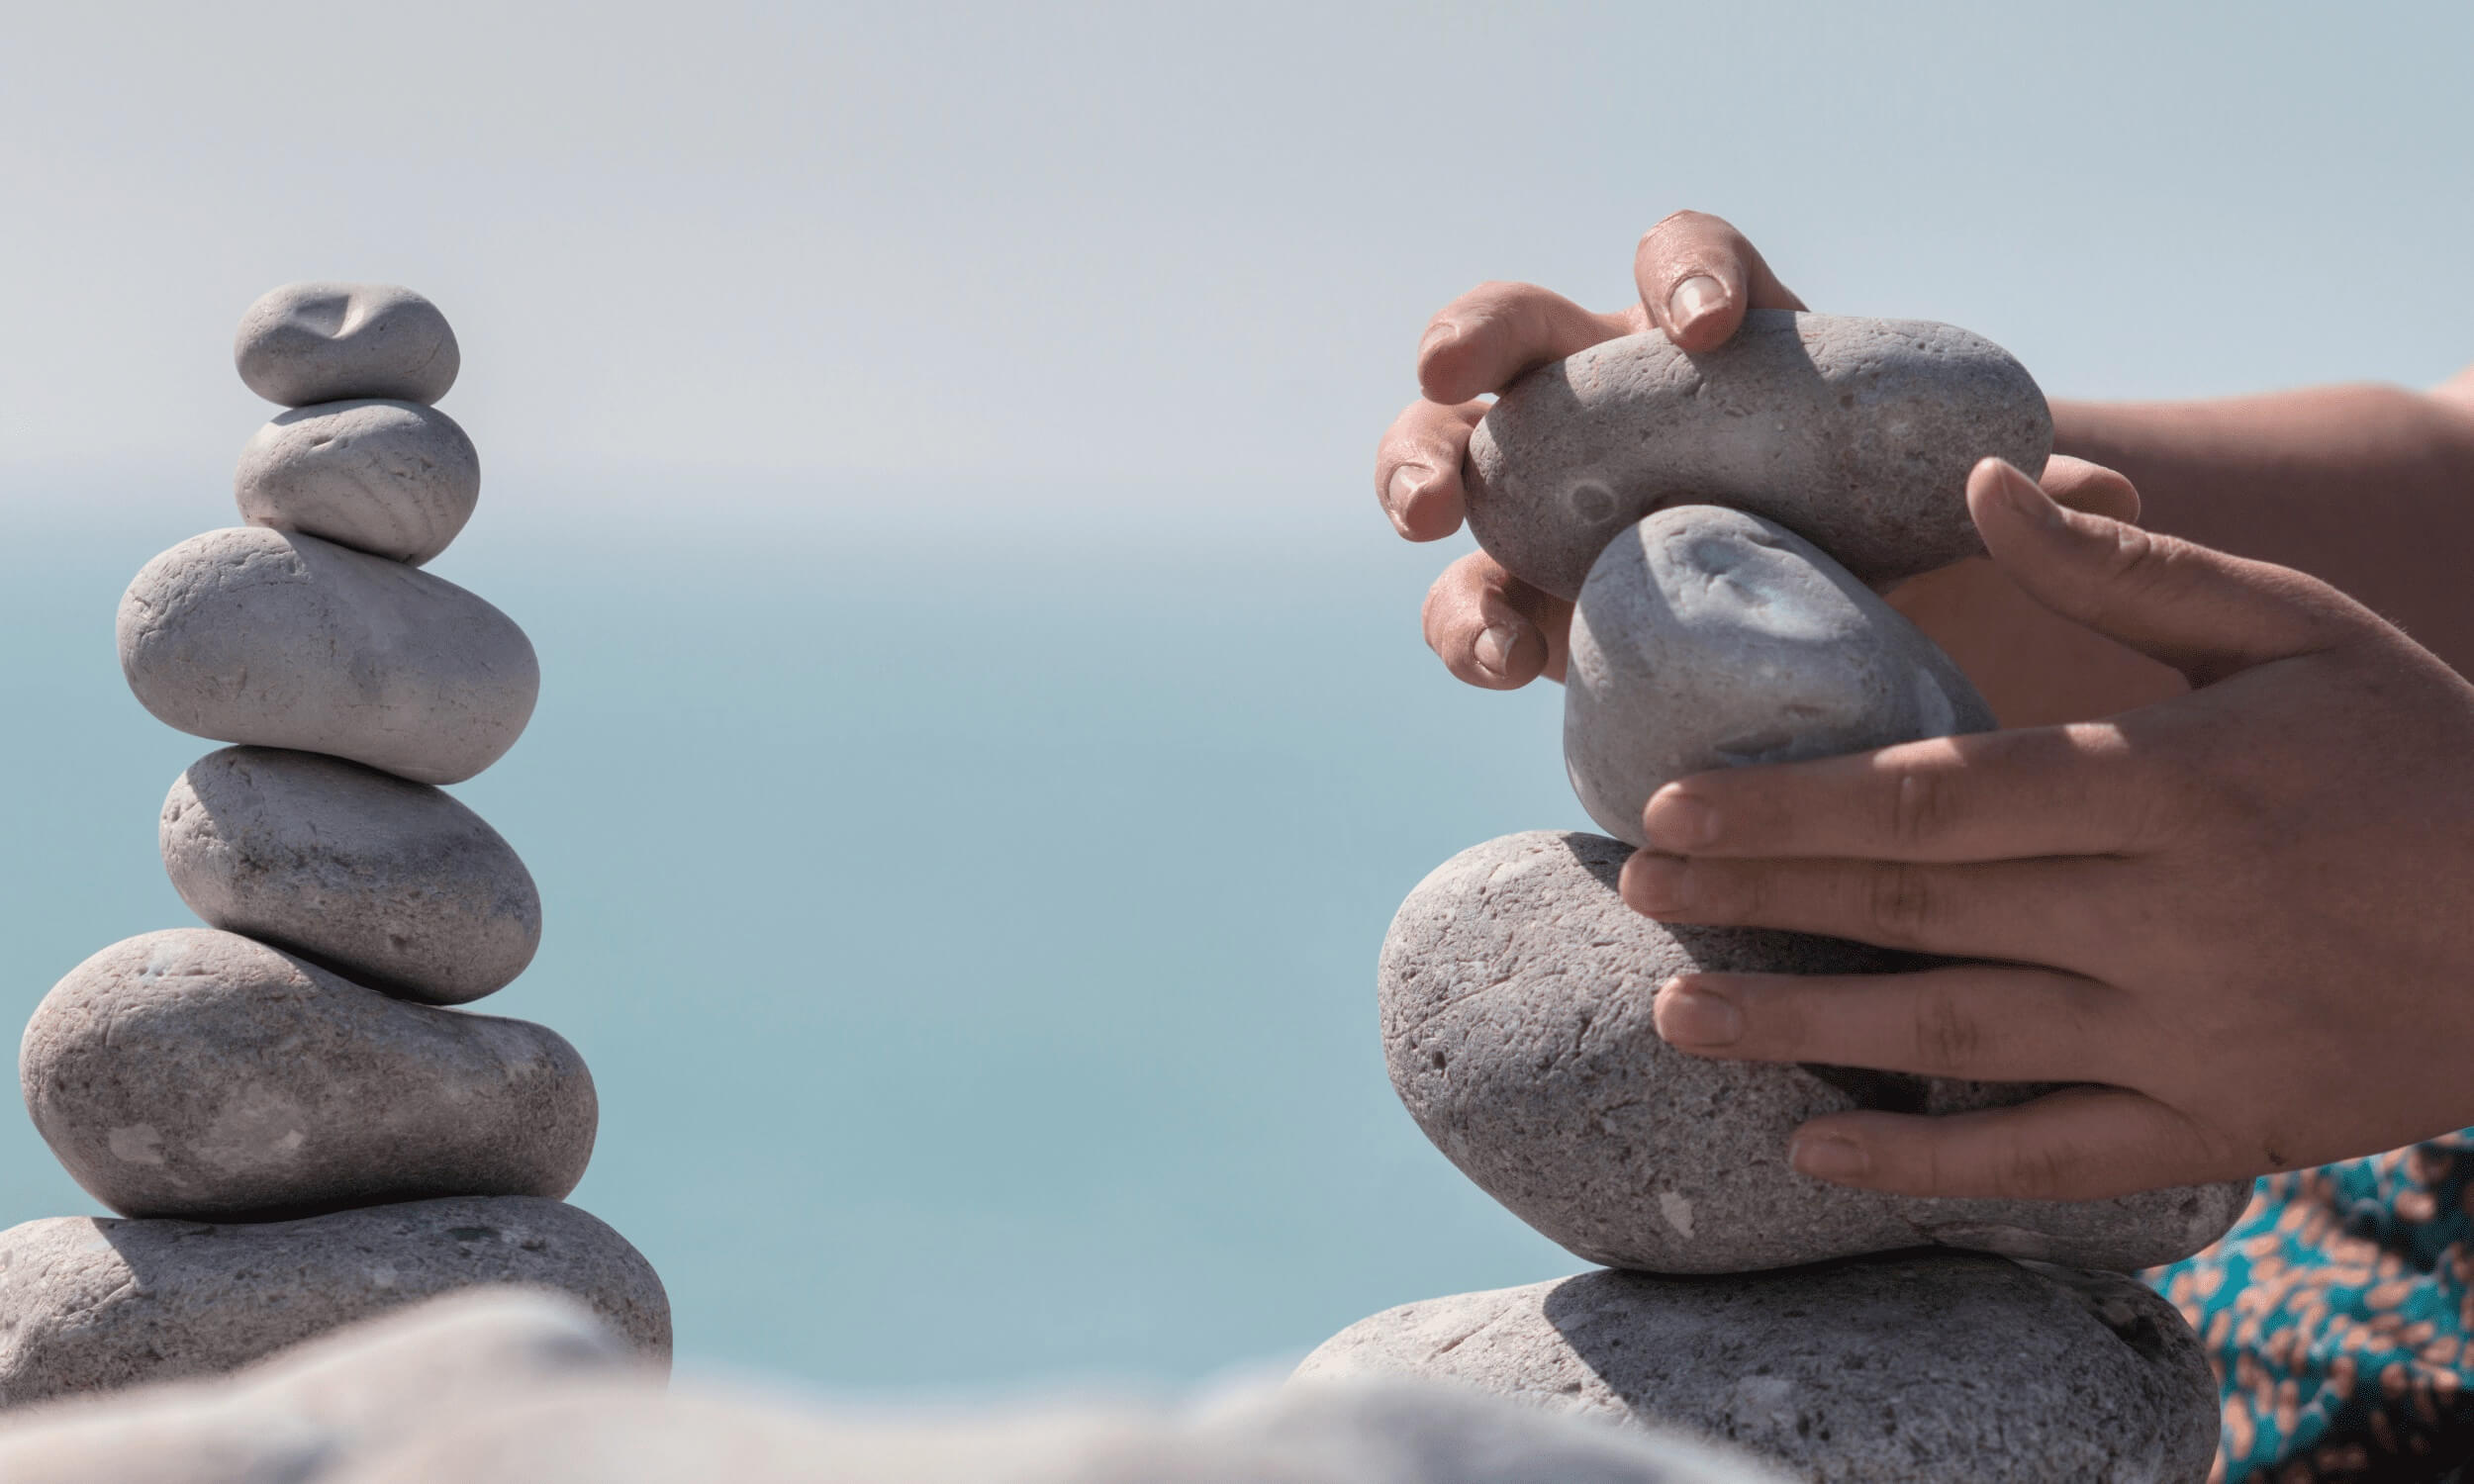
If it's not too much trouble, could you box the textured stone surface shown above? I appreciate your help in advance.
[1567,507,1994,846]
[1381,831,2249,1272]
[0,1289,646,1481]
[234,283,458,408]
[1464,312,2050,600]
[119,527,538,786]
[22,930,593,1219]
[162,747,540,1005]
[0,1196,667,1408]
[325,1377,1785,1484]
[234,400,479,565]
[1295,1254,2219,1484]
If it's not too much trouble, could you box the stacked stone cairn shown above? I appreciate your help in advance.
[0,283,668,1407]
[1296,314,2251,1482]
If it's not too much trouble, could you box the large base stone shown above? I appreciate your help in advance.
[1382,830,2250,1273]
[0,1196,667,1408]
[1295,1252,2219,1484]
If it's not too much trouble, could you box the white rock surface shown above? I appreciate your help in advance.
[234,283,458,408]
[235,400,479,565]
[119,527,538,786]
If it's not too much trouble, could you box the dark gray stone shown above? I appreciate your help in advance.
[234,283,458,408]
[1566,507,1994,846]
[0,1197,668,1409]
[234,400,479,566]
[118,527,538,786]
[1295,1254,2218,1484]
[22,930,593,1220]
[161,748,540,1006]
[1464,312,2050,600]
[1380,831,2249,1273]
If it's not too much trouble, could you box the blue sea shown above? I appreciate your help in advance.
[0,473,1588,1392]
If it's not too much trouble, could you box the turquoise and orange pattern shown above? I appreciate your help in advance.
[2148,1132,2474,1482]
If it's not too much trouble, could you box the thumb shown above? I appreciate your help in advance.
[1967,457,2355,687]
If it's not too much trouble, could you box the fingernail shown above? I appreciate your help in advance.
[1386,464,1430,519]
[1474,622,1518,677]
[1656,979,1742,1048]
[1642,788,1719,849]
[1990,459,2064,528]
[1791,1134,1871,1182]
[1666,274,1726,333]
[1420,321,1460,358]
[1626,854,1692,914]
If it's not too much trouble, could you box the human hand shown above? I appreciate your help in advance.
[1629,456,2474,1199]
[1376,212,2166,724]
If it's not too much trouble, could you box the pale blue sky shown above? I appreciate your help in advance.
[0,1,2468,1391]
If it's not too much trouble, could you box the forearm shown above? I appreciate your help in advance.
[2054,385,2474,671]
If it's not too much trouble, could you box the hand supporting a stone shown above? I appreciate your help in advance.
[1633,456,2474,1201]
[1377,211,2162,725]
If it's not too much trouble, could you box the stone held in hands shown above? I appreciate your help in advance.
[0,1196,668,1409]
[234,399,480,566]
[1464,311,2051,600]
[1294,1252,2219,1484]
[21,929,594,1221]
[1567,507,1995,848]
[118,527,539,786]
[1380,831,2250,1273]
[161,747,541,1006]
[234,282,459,408]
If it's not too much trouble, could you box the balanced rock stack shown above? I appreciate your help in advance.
[1300,315,2246,1482]
[0,283,668,1407]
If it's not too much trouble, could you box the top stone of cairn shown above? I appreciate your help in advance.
[235,283,460,408]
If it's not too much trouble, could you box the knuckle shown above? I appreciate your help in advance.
[1988,1134,2079,1201]
[1882,762,1954,851]
[1910,986,1984,1074]
[1862,863,1936,945]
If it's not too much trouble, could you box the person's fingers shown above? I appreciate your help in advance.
[1637,724,2184,863]
[1633,210,1807,354]
[1619,851,2112,967]
[1422,552,1573,689]
[1784,1085,2234,1202]
[2037,454,2141,524]
[1417,282,1637,406]
[1654,964,2140,1085]
[1969,457,2364,686]
[1376,398,1486,541]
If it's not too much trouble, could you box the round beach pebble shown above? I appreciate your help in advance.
[234,282,459,408]
[1567,507,1994,847]
[234,399,479,565]
[162,747,541,1006]
[0,1289,649,1477]
[21,929,595,1221]
[0,1196,666,1409]
[1380,831,2250,1273]
[118,527,538,786]
[1294,1253,2219,1484]
[1465,312,2050,600]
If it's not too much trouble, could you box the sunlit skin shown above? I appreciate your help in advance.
[1375,210,2474,1201]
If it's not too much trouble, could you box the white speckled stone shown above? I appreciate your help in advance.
[118,527,538,786]
[1567,507,1995,847]
[0,1290,647,1482]
[162,747,540,1006]
[0,1197,668,1409]
[234,400,479,565]
[1295,1254,2218,1484]
[21,930,593,1220]
[1465,312,2050,600]
[234,283,458,408]
[1380,831,2250,1273]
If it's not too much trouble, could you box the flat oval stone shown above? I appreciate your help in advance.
[1294,1253,2219,1484]
[234,283,459,408]
[234,400,480,565]
[1465,312,2051,600]
[0,1197,666,1409]
[1380,831,2249,1273]
[118,527,538,786]
[161,748,541,1006]
[21,929,594,1220]
[0,1290,649,1478]
[1567,507,1994,847]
